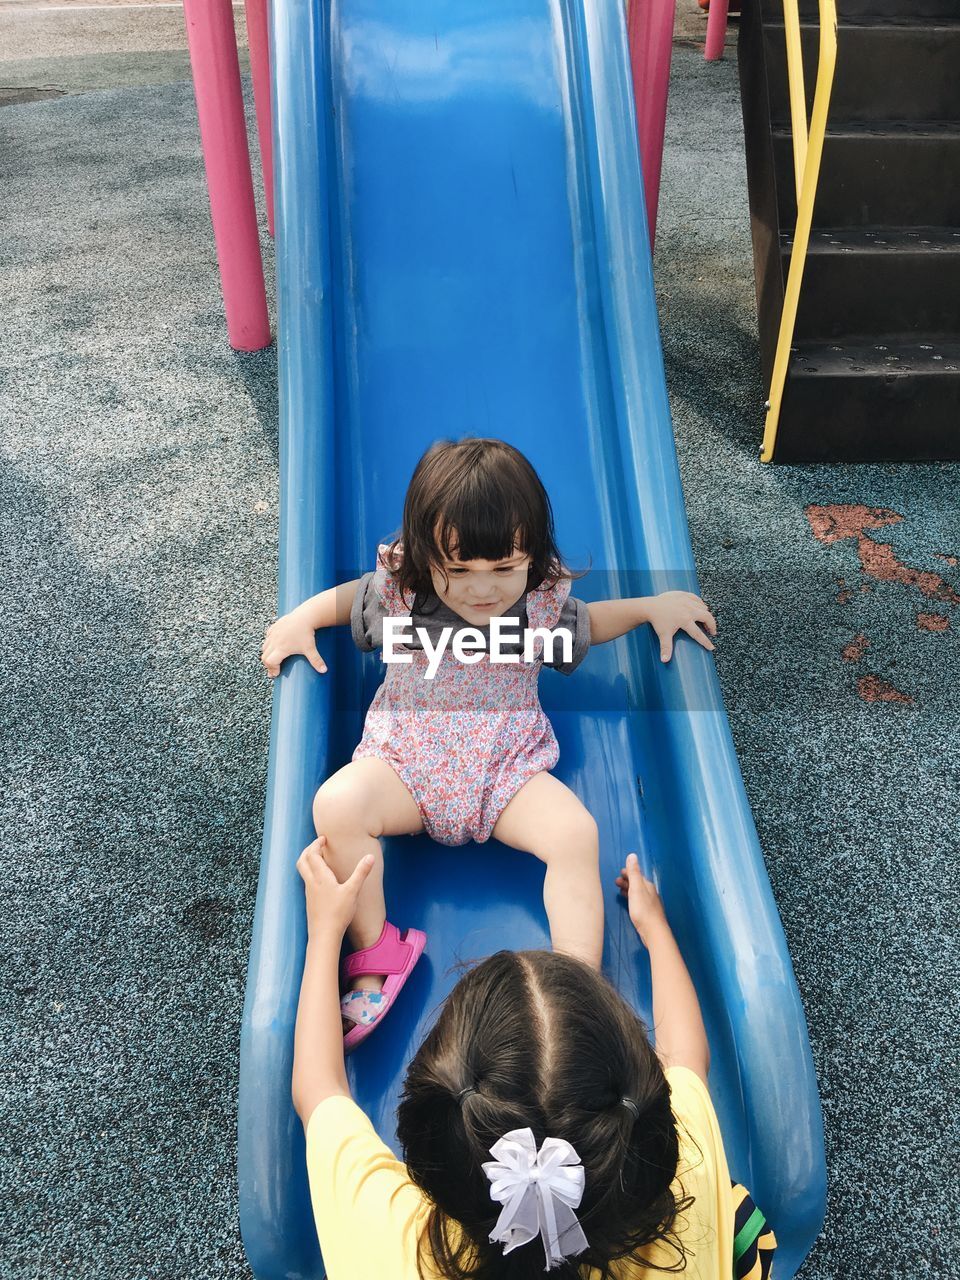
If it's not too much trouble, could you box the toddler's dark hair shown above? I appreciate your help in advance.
[396,951,691,1280]
[386,438,574,605]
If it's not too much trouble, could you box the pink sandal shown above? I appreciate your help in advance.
[340,920,426,1055]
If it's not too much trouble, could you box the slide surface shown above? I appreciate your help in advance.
[238,2,827,1277]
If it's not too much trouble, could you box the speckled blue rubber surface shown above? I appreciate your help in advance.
[237,4,825,1278]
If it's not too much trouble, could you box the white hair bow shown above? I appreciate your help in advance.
[481,1128,589,1271]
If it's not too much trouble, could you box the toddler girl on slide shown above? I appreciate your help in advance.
[261,438,716,1051]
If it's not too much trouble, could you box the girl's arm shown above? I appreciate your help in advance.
[587,593,717,662]
[261,578,362,677]
[291,838,376,1124]
[616,854,710,1083]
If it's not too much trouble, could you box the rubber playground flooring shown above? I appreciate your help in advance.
[0,9,957,1279]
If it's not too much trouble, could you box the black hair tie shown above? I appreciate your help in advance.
[457,1086,478,1105]
[620,1096,640,1120]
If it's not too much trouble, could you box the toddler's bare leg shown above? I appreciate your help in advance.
[491,772,603,969]
[313,757,423,992]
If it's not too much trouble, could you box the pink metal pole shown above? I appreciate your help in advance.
[704,0,730,61]
[627,0,677,245]
[183,0,271,351]
[243,0,275,237]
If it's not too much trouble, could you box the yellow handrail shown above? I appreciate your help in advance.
[760,0,837,463]
[783,2,808,192]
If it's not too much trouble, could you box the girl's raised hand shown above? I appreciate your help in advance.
[296,837,376,938]
[645,590,717,663]
[261,606,327,678]
[615,854,669,946]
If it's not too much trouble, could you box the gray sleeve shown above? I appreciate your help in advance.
[349,572,385,652]
[542,595,591,674]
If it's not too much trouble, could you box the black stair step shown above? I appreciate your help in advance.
[782,228,960,339]
[764,19,960,124]
[759,0,960,21]
[773,122,960,229]
[774,338,960,462]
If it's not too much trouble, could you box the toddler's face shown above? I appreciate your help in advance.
[430,542,531,626]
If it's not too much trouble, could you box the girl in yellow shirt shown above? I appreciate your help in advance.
[292,842,776,1280]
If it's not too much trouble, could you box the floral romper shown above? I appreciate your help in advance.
[351,545,590,845]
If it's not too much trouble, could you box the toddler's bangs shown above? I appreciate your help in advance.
[432,499,533,566]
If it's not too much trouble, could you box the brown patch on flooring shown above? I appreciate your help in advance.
[936,554,958,567]
[842,633,870,662]
[805,504,902,544]
[857,675,913,705]
[806,503,960,605]
[858,539,960,604]
[836,590,852,604]
[917,612,950,633]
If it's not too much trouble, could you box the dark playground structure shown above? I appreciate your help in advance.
[737,0,960,461]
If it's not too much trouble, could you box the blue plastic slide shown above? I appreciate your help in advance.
[237,3,827,1277]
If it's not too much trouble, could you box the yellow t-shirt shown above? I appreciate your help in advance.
[306,1067,733,1280]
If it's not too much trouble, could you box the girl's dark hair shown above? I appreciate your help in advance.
[385,438,577,608]
[396,951,692,1280]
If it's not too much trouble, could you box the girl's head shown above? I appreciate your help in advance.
[387,438,567,622]
[396,951,689,1280]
